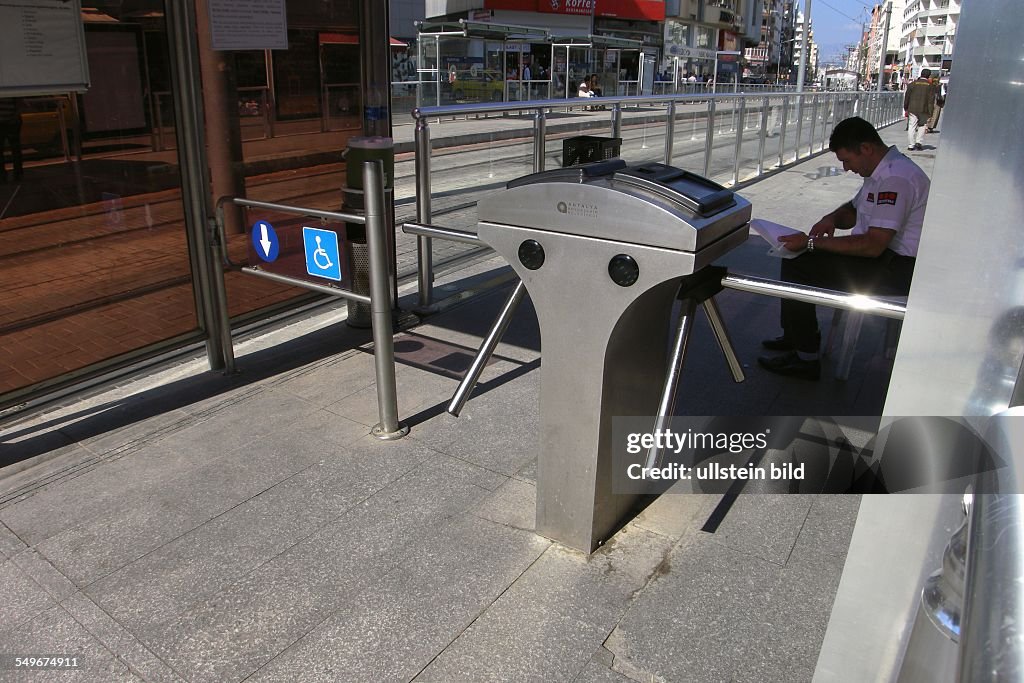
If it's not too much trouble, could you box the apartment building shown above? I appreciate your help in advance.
[742,0,784,81]
[866,0,905,87]
[899,0,960,78]
[791,9,817,83]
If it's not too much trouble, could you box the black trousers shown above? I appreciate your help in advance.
[0,121,22,181]
[779,249,916,352]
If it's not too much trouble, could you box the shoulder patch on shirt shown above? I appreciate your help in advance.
[866,192,875,203]
[877,191,898,206]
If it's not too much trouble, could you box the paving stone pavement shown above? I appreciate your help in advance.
[0,122,937,682]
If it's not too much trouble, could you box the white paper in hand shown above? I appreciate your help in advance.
[750,219,806,259]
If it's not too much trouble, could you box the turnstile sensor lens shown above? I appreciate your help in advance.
[518,240,545,270]
[608,254,640,287]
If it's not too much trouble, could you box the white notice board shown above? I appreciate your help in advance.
[0,0,90,96]
[208,0,289,51]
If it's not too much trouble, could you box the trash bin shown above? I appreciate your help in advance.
[343,137,395,328]
[562,135,622,167]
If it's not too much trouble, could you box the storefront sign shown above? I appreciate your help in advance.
[670,46,717,60]
[0,0,89,96]
[208,0,288,51]
[486,0,665,21]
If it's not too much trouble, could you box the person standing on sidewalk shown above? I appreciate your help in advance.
[0,97,23,183]
[926,79,946,133]
[903,68,935,151]
[757,117,930,380]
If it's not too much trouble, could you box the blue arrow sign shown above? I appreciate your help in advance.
[303,227,342,281]
[251,220,279,262]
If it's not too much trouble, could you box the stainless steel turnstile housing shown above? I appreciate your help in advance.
[477,160,752,552]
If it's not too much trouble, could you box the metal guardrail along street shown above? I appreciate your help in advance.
[409,90,904,308]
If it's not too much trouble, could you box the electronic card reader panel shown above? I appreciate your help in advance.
[482,160,752,253]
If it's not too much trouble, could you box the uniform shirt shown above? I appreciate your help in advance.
[851,145,930,257]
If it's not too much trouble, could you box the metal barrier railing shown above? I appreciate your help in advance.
[401,221,908,424]
[214,161,408,440]
[409,89,904,308]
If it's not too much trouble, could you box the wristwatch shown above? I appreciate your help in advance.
[807,238,815,252]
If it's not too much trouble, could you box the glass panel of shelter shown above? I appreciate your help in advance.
[0,0,367,406]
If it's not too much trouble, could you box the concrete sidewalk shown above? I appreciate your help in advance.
[0,123,938,682]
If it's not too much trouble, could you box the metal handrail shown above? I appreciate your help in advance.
[216,162,408,440]
[410,89,877,119]
[409,90,904,308]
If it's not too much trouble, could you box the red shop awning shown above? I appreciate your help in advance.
[320,33,407,47]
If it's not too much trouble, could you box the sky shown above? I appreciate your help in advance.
[807,0,878,66]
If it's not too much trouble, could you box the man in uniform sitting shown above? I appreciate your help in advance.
[757,116,930,380]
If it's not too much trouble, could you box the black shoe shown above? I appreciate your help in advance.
[761,332,820,352]
[914,143,924,150]
[757,352,821,381]
[761,335,796,351]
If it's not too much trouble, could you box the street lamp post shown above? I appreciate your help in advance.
[795,0,812,93]
[876,1,892,92]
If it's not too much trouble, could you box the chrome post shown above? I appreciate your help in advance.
[612,102,622,140]
[663,100,676,164]
[820,95,830,151]
[732,97,745,185]
[809,95,818,153]
[703,98,716,178]
[448,279,527,417]
[757,96,769,176]
[795,93,805,160]
[533,108,546,173]
[364,160,409,440]
[414,114,434,310]
[778,97,789,167]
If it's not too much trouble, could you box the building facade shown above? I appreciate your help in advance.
[899,0,960,79]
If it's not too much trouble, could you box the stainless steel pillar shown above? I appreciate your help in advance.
[364,161,408,440]
[663,101,676,164]
[414,116,434,310]
[533,109,546,172]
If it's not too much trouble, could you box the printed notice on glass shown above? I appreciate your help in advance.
[0,0,90,96]
[208,0,288,51]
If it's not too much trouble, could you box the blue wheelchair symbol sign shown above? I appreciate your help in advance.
[251,220,279,262]
[303,227,342,281]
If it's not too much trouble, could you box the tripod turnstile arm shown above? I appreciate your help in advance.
[447,279,528,417]
[702,297,745,383]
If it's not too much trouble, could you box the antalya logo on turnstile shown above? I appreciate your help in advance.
[302,227,342,281]
[556,200,599,218]
[251,220,280,262]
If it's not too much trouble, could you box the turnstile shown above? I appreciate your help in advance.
[473,160,752,551]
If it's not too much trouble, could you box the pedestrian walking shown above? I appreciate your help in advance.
[926,79,946,133]
[903,68,935,151]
